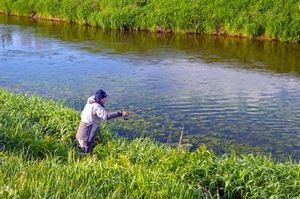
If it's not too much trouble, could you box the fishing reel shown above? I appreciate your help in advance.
[120,111,130,120]
[123,112,134,120]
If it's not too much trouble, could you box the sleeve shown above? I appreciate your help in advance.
[94,105,122,120]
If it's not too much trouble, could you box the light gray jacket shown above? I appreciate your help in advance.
[76,96,121,142]
[80,96,121,126]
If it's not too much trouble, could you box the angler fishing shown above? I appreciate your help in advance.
[76,89,129,153]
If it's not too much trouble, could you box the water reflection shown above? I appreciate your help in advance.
[1,14,300,160]
[1,14,299,75]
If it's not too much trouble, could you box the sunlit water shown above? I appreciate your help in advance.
[1,15,300,160]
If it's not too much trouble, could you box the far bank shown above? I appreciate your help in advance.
[0,0,299,42]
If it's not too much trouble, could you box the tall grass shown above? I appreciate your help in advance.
[0,88,300,198]
[0,89,78,158]
[0,0,299,42]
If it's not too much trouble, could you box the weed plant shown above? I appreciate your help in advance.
[0,88,300,198]
[0,0,299,42]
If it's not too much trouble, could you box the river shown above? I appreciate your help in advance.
[1,14,299,160]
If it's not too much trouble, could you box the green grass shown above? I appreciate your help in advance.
[0,88,300,198]
[0,0,299,42]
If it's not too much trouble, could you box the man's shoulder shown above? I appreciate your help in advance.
[93,103,105,110]
[87,95,96,104]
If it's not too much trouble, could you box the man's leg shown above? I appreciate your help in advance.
[78,139,89,153]
[87,125,99,153]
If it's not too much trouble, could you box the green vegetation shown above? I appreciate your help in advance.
[0,0,299,42]
[1,88,300,198]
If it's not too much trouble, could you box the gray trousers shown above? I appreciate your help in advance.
[76,121,99,153]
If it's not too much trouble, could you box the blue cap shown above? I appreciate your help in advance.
[95,89,107,104]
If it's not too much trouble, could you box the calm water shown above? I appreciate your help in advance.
[1,15,300,160]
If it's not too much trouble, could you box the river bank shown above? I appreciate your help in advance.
[0,88,300,198]
[1,14,300,161]
[0,0,299,42]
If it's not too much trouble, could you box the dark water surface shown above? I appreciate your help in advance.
[1,15,300,160]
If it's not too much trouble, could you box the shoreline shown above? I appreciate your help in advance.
[1,88,300,198]
[0,12,298,44]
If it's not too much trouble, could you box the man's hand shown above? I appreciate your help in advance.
[121,111,129,117]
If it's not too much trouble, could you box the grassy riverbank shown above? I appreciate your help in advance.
[0,0,299,42]
[1,88,300,198]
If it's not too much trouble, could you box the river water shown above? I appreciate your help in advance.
[1,15,299,160]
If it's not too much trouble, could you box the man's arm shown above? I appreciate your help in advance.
[95,105,127,120]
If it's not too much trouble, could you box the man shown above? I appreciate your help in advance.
[76,89,128,153]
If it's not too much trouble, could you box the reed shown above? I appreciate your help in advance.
[0,0,299,42]
[0,88,299,198]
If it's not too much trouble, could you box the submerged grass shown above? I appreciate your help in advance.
[0,88,300,198]
[0,0,299,42]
